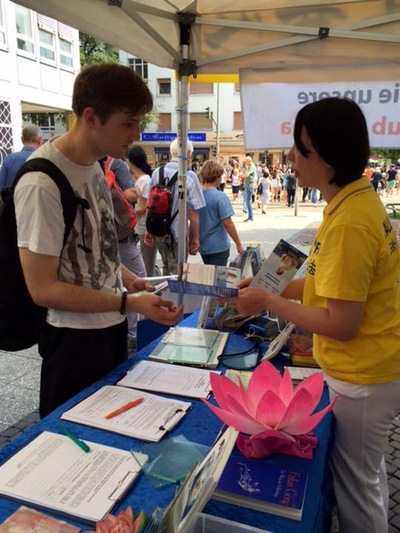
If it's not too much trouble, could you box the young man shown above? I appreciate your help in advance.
[144,138,205,275]
[14,64,183,417]
[0,124,42,191]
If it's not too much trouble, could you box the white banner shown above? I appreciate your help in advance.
[241,80,400,150]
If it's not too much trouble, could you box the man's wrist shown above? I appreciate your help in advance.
[120,289,128,315]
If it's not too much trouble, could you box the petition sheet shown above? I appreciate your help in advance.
[61,385,191,442]
[0,431,140,522]
[117,360,219,398]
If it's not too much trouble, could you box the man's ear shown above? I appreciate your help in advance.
[82,107,98,129]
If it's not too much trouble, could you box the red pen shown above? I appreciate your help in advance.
[105,398,144,419]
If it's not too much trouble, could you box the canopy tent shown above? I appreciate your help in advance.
[15,0,400,263]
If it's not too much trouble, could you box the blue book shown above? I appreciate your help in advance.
[167,263,241,298]
[213,449,308,521]
[168,279,238,298]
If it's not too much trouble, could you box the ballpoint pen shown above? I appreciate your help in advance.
[61,427,91,453]
[105,398,144,419]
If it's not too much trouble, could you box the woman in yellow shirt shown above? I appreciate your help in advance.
[226,97,400,533]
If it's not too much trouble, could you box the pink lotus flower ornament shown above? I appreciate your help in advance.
[92,507,145,533]
[203,360,336,459]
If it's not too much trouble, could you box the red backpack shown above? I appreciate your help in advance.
[146,165,178,238]
[104,157,137,242]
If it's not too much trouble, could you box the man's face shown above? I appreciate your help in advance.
[96,111,143,159]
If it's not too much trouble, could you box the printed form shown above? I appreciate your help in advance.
[0,431,141,522]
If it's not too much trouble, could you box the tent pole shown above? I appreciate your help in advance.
[175,13,196,312]
[176,75,189,278]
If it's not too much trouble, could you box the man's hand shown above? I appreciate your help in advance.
[127,293,184,326]
[125,277,154,294]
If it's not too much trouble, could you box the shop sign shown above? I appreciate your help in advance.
[141,132,206,142]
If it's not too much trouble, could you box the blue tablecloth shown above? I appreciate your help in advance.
[0,314,334,532]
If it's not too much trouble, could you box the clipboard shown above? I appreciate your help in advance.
[0,431,143,523]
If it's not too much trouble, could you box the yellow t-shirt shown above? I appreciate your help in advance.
[303,177,400,384]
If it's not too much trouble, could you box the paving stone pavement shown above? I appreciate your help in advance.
[1,198,400,532]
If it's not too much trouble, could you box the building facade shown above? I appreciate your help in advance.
[0,0,79,163]
[119,51,281,169]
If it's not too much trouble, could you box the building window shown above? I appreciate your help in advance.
[233,111,243,130]
[59,38,73,68]
[0,101,13,163]
[158,78,171,95]
[128,57,148,80]
[0,1,6,47]
[190,112,211,131]
[158,113,171,131]
[39,28,55,62]
[189,83,213,95]
[58,23,74,70]
[15,5,34,54]
[37,15,56,64]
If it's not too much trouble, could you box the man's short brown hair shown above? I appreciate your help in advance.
[72,63,153,123]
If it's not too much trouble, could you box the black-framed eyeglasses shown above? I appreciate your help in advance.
[218,342,264,371]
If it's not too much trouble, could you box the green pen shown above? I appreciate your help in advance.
[61,427,91,453]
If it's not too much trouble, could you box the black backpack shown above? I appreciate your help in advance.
[0,158,84,351]
[146,165,178,238]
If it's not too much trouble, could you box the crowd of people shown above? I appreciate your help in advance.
[1,63,399,533]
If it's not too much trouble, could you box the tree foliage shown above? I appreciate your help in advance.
[370,149,400,164]
[79,33,159,130]
[79,32,119,65]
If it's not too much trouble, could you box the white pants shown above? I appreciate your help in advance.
[326,375,400,533]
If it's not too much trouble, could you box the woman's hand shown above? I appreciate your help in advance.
[224,287,271,316]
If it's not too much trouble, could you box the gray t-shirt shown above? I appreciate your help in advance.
[14,140,124,329]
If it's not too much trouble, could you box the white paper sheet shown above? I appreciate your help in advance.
[0,431,141,523]
[117,360,219,399]
[61,386,191,442]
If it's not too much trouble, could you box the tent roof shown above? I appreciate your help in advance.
[15,0,400,81]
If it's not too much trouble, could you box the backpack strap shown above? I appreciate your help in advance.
[12,158,85,247]
[158,165,178,190]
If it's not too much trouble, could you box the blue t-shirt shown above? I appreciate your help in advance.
[0,147,36,190]
[199,188,234,255]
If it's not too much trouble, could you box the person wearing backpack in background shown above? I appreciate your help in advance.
[104,156,146,354]
[144,138,205,275]
[126,145,157,277]
[13,64,183,418]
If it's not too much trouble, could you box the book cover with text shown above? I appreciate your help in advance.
[213,449,308,521]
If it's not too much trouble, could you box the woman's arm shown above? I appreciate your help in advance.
[226,287,364,341]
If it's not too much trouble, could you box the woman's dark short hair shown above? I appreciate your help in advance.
[72,64,153,124]
[294,97,370,187]
[126,144,152,175]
